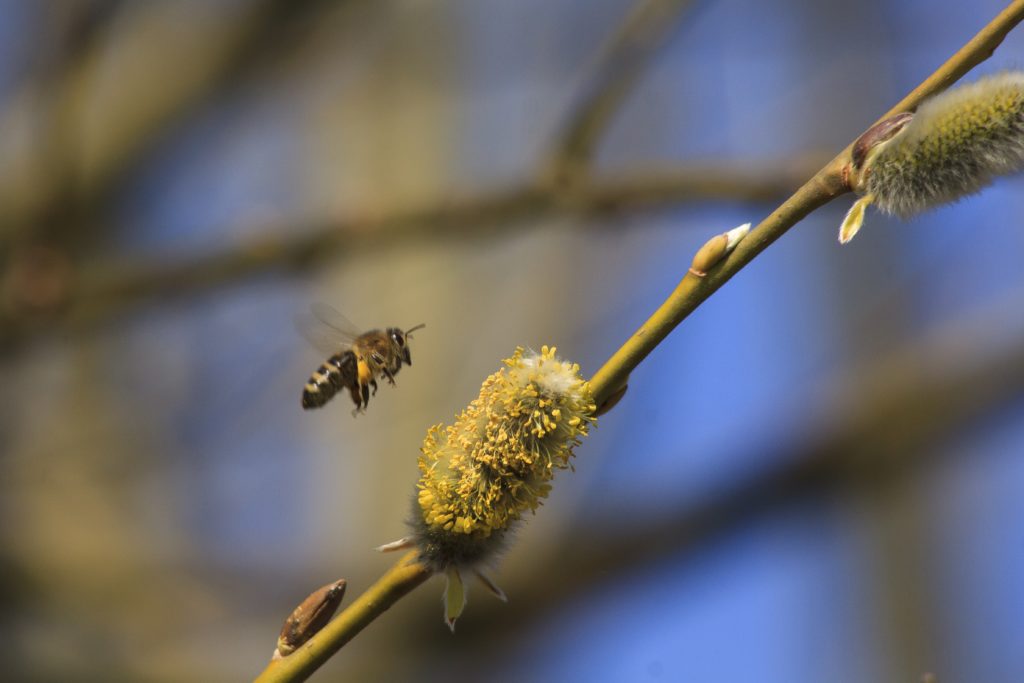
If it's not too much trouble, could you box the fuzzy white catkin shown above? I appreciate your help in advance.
[864,71,1024,217]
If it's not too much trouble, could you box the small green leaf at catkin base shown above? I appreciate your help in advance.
[839,195,874,244]
[444,568,466,632]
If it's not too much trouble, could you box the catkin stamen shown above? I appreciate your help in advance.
[401,346,596,628]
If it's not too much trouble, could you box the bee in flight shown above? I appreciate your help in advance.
[297,303,425,414]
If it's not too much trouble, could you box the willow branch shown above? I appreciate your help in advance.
[547,0,697,184]
[255,551,432,683]
[440,293,1024,652]
[589,0,1024,405]
[252,3,1024,680]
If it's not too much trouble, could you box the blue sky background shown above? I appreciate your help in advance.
[2,1,1023,681]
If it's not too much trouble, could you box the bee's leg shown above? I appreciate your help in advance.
[369,353,394,385]
[347,384,362,415]
[382,367,396,386]
[370,379,378,396]
[361,382,370,408]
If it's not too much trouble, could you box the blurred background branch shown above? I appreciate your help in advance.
[546,0,698,185]
[0,0,823,355]
[0,1,333,248]
[0,155,820,352]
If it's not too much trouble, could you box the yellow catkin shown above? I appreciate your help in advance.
[413,346,595,565]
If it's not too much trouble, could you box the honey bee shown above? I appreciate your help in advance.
[297,303,425,414]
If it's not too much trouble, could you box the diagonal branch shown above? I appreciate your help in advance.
[423,292,1024,653]
[587,0,1024,406]
[254,2,1024,680]
[255,552,431,683]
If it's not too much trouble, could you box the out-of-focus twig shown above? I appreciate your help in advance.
[0,0,334,252]
[0,1,121,254]
[0,159,819,351]
[547,0,698,185]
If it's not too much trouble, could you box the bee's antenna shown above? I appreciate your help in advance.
[406,323,426,336]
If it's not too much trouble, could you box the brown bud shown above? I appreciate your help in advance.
[689,234,728,278]
[688,223,750,278]
[595,383,628,416]
[849,112,913,187]
[275,579,347,658]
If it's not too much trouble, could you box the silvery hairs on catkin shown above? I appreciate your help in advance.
[840,71,1024,243]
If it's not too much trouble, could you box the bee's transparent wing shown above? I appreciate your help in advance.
[310,302,363,335]
[294,303,361,355]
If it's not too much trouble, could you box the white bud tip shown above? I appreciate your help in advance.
[725,223,751,250]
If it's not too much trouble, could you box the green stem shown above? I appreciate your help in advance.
[254,552,431,683]
[590,0,1024,404]
[589,170,843,404]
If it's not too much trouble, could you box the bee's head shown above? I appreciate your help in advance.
[390,324,425,365]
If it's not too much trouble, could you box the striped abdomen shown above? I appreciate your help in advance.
[302,351,357,409]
